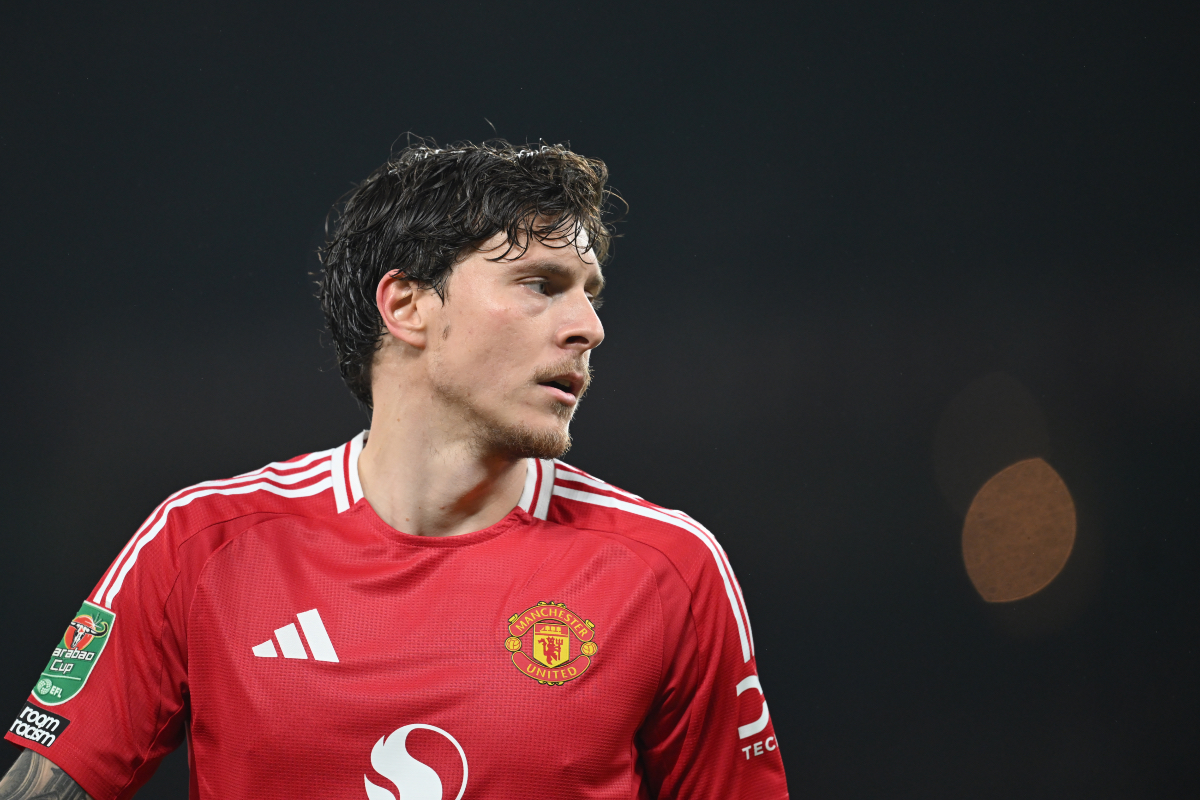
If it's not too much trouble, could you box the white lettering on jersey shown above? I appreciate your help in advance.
[364,724,468,800]
[740,736,777,759]
[736,674,770,739]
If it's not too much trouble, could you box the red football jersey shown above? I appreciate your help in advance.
[7,432,789,799]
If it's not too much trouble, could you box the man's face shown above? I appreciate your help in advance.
[422,230,605,459]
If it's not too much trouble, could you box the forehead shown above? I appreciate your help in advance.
[472,228,603,282]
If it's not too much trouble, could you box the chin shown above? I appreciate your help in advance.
[477,420,572,461]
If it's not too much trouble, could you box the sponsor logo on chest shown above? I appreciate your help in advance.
[364,724,468,800]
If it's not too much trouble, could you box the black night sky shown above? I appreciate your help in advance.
[2,2,1197,797]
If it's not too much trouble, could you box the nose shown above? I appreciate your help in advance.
[557,289,605,353]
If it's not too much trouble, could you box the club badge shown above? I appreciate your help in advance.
[503,601,598,685]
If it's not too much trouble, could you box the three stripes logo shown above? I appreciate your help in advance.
[252,608,340,662]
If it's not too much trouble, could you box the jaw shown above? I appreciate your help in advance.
[471,415,573,461]
[429,380,576,461]
[490,389,580,458]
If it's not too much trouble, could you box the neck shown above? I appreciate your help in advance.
[356,402,528,539]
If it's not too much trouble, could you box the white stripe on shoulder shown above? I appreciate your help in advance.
[230,447,338,480]
[552,464,643,500]
[550,484,753,663]
[102,476,333,608]
[92,454,338,606]
[660,508,755,657]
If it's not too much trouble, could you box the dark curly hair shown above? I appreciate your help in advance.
[318,139,619,409]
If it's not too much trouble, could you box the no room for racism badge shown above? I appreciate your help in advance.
[33,601,115,705]
[504,601,598,685]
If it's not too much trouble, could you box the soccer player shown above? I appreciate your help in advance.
[2,141,789,799]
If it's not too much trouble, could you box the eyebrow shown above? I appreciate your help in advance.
[518,259,606,293]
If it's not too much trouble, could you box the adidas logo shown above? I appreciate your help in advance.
[252,608,339,662]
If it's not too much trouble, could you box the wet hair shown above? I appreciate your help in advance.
[318,139,619,408]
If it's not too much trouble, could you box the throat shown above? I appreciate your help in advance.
[356,433,529,537]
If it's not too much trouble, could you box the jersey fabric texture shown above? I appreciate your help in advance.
[7,432,788,800]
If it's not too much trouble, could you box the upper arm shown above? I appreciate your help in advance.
[3,508,195,799]
[0,750,93,800]
[637,529,789,799]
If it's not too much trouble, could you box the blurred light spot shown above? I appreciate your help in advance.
[962,458,1076,603]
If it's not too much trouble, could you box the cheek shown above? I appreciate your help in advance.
[442,309,527,382]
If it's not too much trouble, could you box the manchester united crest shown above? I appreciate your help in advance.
[504,601,598,685]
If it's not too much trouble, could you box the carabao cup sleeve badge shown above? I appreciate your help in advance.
[504,601,598,685]
[33,601,115,706]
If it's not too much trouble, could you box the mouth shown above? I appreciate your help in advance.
[536,372,585,405]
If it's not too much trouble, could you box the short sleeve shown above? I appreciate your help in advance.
[5,507,192,800]
[636,528,789,799]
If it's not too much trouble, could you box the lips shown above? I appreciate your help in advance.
[535,369,588,404]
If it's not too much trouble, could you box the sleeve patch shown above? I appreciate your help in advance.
[9,703,71,747]
[32,601,116,706]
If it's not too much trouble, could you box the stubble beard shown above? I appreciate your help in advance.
[432,375,579,461]
[476,415,573,461]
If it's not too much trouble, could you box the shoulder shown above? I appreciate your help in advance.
[546,458,714,560]
[144,442,347,535]
[545,458,756,660]
[545,458,730,588]
[91,436,359,610]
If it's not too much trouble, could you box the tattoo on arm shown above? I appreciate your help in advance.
[0,750,93,800]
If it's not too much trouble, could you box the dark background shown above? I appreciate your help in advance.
[3,2,1198,797]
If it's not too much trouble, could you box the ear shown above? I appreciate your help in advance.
[376,270,430,349]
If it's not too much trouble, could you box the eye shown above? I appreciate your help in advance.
[589,294,605,311]
[526,280,548,295]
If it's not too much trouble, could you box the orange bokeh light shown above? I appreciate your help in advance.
[963,458,1076,603]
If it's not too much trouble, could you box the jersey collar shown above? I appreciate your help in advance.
[516,458,556,520]
[330,430,556,521]
[330,431,366,513]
